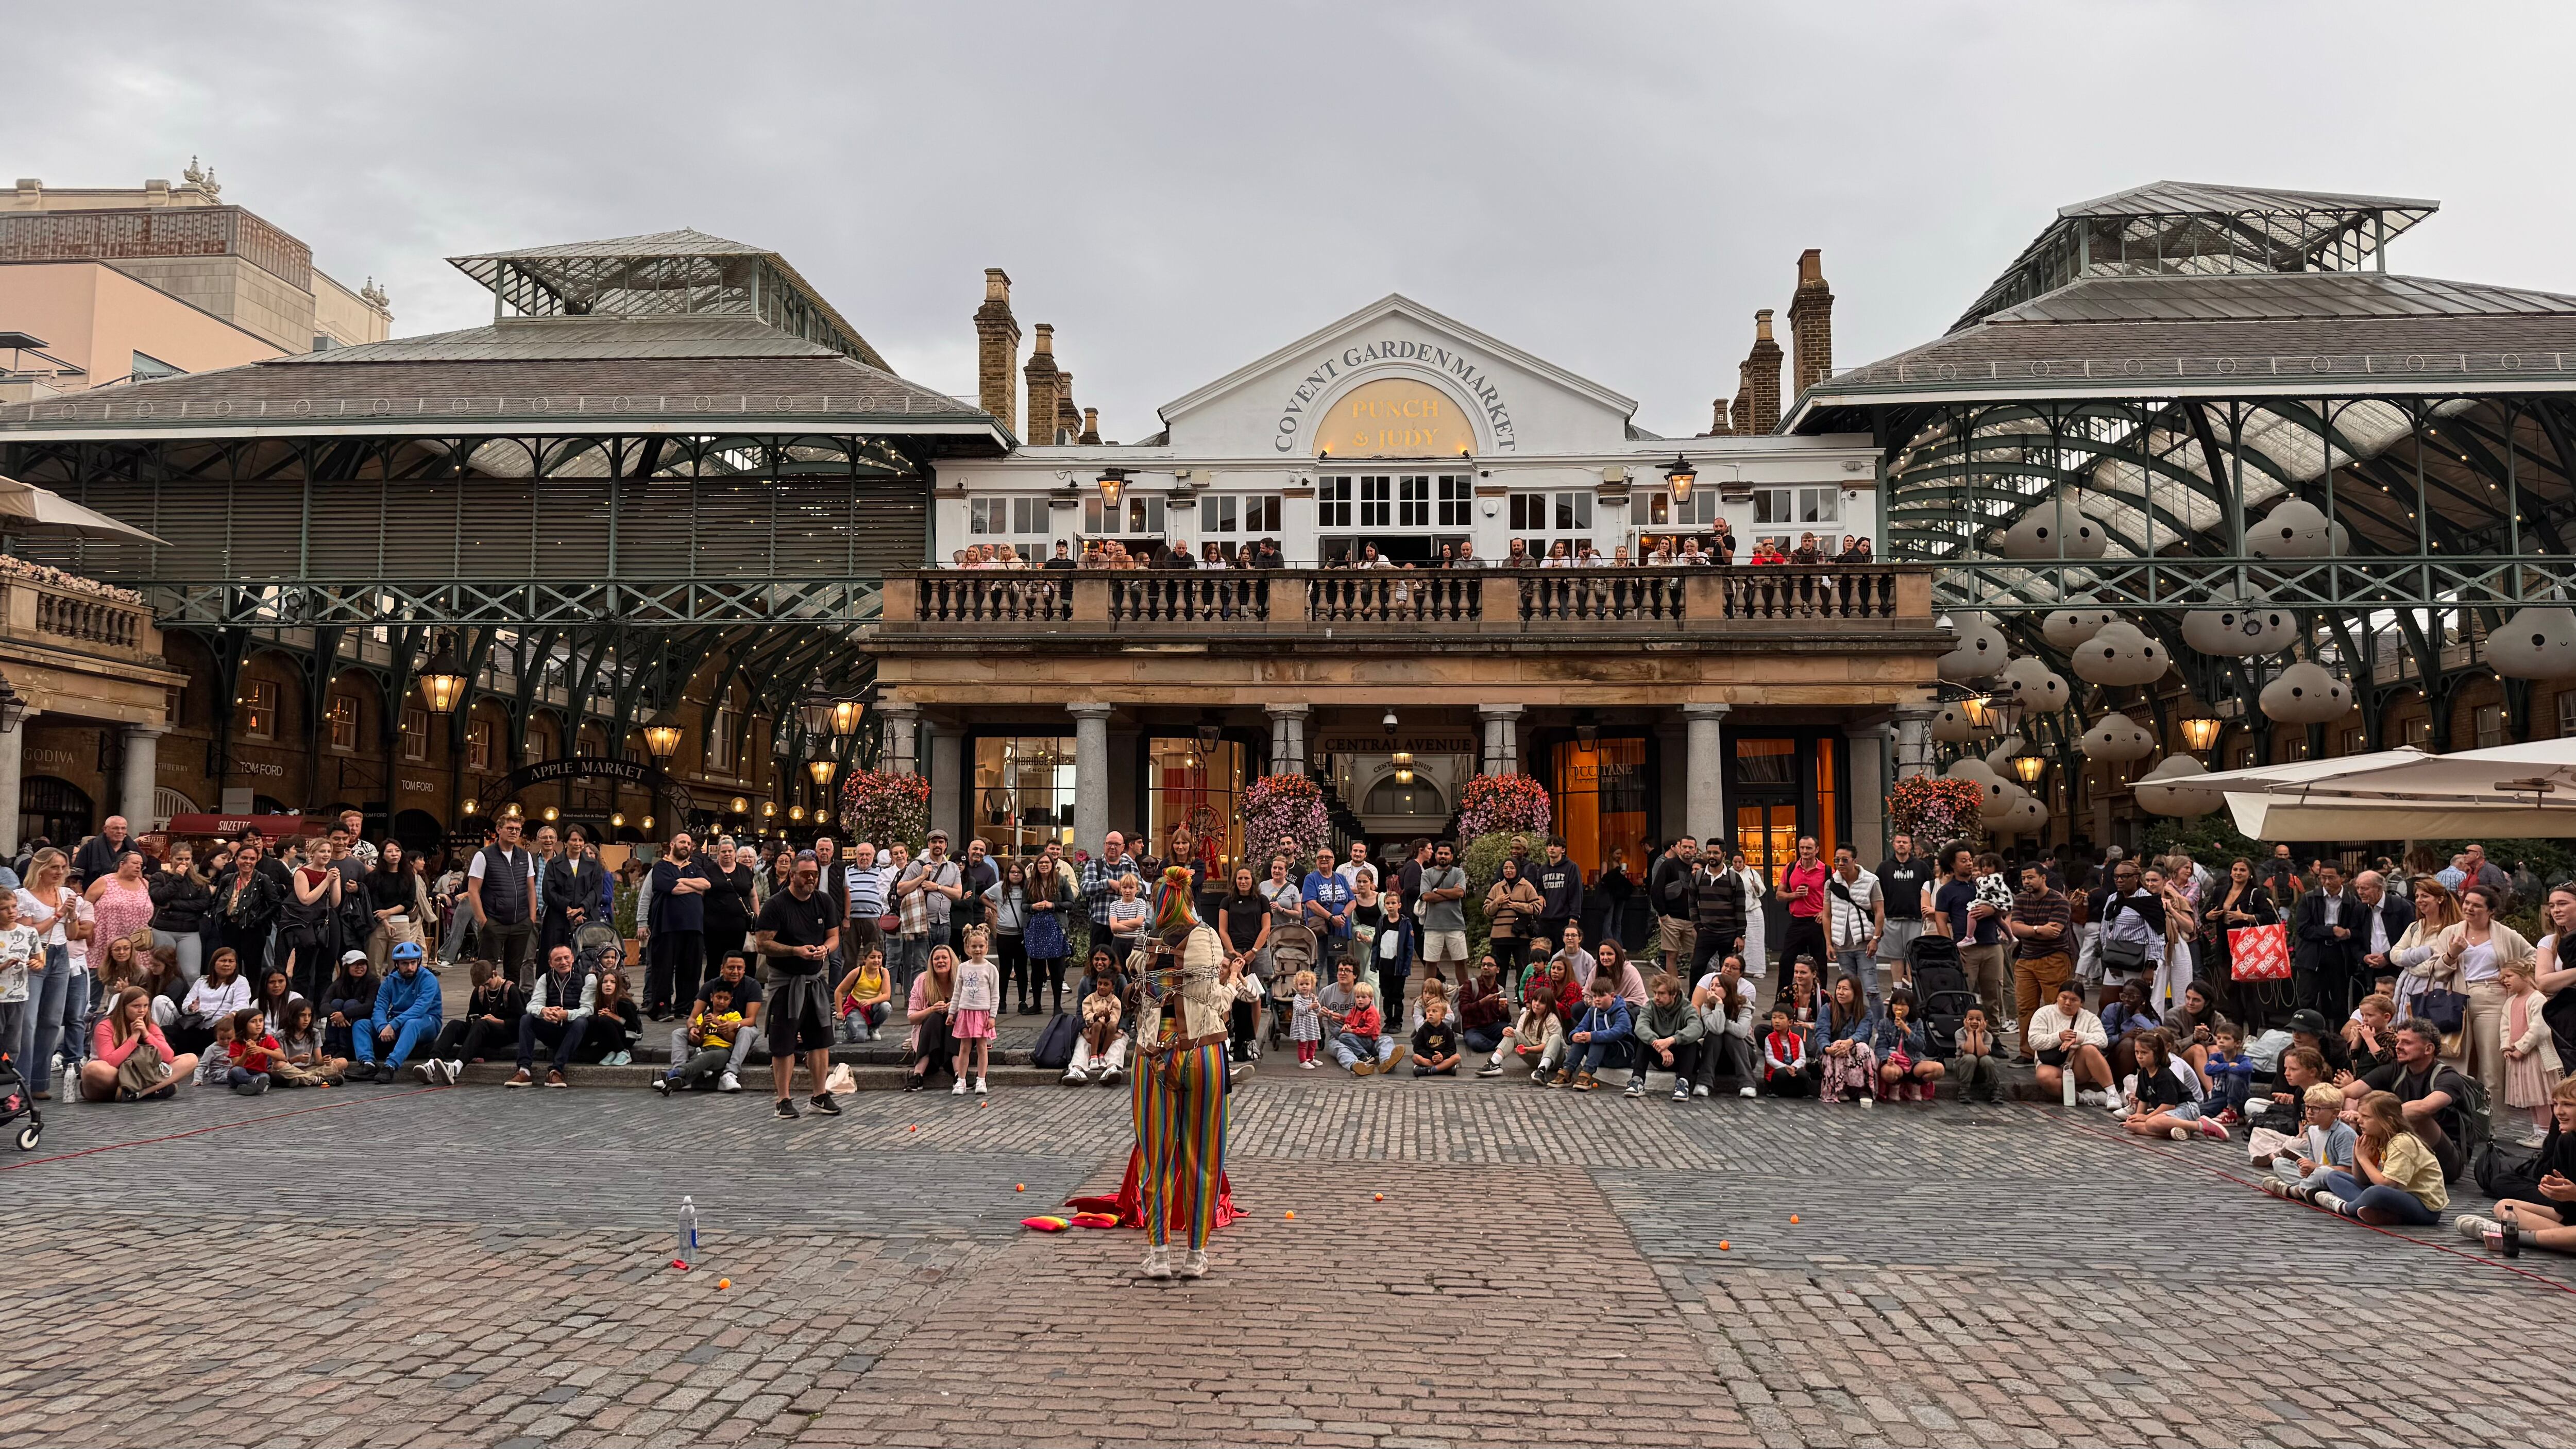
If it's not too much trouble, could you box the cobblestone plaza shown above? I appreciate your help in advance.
[1,1075,2564,1448]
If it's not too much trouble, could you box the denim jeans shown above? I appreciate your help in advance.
[2318,1170,2439,1225]
[893,934,932,1001]
[57,959,88,1067]
[1331,1030,1396,1070]
[665,1022,758,1076]
[353,1017,434,1069]
[20,943,71,1093]
[439,897,481,964]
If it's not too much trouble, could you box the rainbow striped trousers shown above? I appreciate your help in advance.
[1132,1039,1229,1251]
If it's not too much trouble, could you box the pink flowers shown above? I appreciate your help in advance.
[1888,775,1984,847]
[1243,773,1330,865]
[839,770,931,850]
[1458,773,1550,839]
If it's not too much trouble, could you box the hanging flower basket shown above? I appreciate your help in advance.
[1242,773,1330,866]
[839,770,931,852]
[1456,772,1551,840]
[1888,774,1986,850]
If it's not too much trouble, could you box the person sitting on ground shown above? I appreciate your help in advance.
[275,999,342,1085]
[321,951,378,1062]
[1628,971,1704,1101]
[506,944,594,1088]
[137,945,187,1028]
[1815,975,1878,1105]
[1948,1005,2004,1104]
[2282,1008,2351,1080]
[2312,1089,2448,1226]
[1691,960,1760,1098]
[195,1013,236,1086]
[1482,981,1564,1082]
[252,965,305,1041]
[2099,978,2160,1041]
[1580,936,1649,1013]
[655,953,761,1093]
[2027,983,2116,1106]
[1528,946,1578,1026]
[578,968,641,1065]
[2255,1045,2331,1128]
[1761,1005,1814,1097]
[1549,924,1599,994]
[659,983,748,1094]
[2342,1020,2479,1180]
[2260,1083,2358,1203]
[905,946,963,1092]
[2344,992,2400,1078]
[349,941,439,1083]
[427,959,522,1080]
[173,947,252,1058]
[1411,973,1449,1035]
[2456,1076,2576,1253]
[1870,988,1943,1103]
[1072,968,1128,1084]
[78,983,192,1101]
[1333,981,1403,1077]
[1556,975,1632,1092]
[834,945,894,1044]
[1411,995,1462,1078]
[1315,958,1361,1041]
[1775,955,1829,1036]
[223,1006,284,1096]
[2168,981,2231,1084]
[1456,957,1510,1059]
[2202,1024,2257,1124]
[2120,1028,2226,1141]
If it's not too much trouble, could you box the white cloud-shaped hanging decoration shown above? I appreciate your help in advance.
[2181,602,2299,658]
[2260,660,2352,724]
[1936,612,2009,681]
[2488,606,2576,680]
[2069,620,2170,687]
[2078,710,2158,762]
[1993,791,2049,834]
[2133,755,2223,818]
[1947,757,2011,814]
[2041,603,2122,651]
[1983,734,2027,773]
[1930,702,1985,743]
[2246,499,2349,560]
[1994,655,2070,712]
[1998,499,2110,559]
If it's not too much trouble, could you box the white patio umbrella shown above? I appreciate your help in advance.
[2136,739,2576,840]
[0,472,166,545]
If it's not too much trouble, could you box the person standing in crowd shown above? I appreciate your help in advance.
[2294,859,2366,1017]
[540,825,610,958]
[2005,862,2072,1055]
[1775,836,1830,976]
[1533,836,1583,957]
[1081,830,1141,965]
[14,848,87,1099]
[2093,856,2165,1013]
[952,837,997,953]
[147,841,212,986]
[2464,844,2513,910]
[1300,844,1353,970]
[842,840,888,968]
[69,813,130,888]
[359,841,430,972]
[756,850,843,1120]
[2351,868,2415,995]
[1825,846,1882,1013]
[1414,839,1470,992]
[1873,832,1931,995]
[1931,842,2009,1030]
[2200,858,2280,1027]
[1689,842,1748,985]
[699,836,757,970]
[466,816,539,987]
[897,830,965,989]
[985,857,1033,1014]
[1648,837,1700,975]
[336,809,379,870]
[645,832,712,1020]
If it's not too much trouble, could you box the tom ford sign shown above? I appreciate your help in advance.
[1274,339,1517,455]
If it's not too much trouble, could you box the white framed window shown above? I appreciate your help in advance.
[2280,736,2311,761]
[2403,715,2433,747]
[1632,489,1718,527]
[400,707,428,762]
[1358,474,1392,529]
[2557,692,2576,739]
[1754,487,1839,525]
[1206,495,1281,535]
[1397,474,1429,527]
[2339,726,2366,757]
[711,692,741,773]
[326,694,359,752]
[969,497,1049,537]
[468,717,498,772]
[1082,495,1165,537]
[1318,476,1353,529]
[2475,703,2507,748]
[1507,491,1594,533]
[241,681,277,741]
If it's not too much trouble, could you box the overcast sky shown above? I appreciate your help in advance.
[16,2,2576,440]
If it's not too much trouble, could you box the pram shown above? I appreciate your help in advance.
[1,1049,40,1151]
[1265,921,1320,1046]
[1906,933,1980,1058]
[573,920,625,977]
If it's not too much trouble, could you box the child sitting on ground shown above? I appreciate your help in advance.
[666,984,746,1093]
[1761,1007,1813,1097]
[1411,996,1461,1077]
[1336,981,1402,1076]
[2249,1045,2328,1124]
[1556,976,1632,1093]
[224,1007,281,1096]
[1483,982,1565,1082]
[834,947,893,1044]
[1080,971,1126,1072]
[2260,1083,2358,1202]
[2313,1089,2448,1227]
[198,1013,238,1086]
[2201,1025,2257,1123]
[1289,969,1323,1068]
[2119,1029,2226,1140]
[1948,1005,2003,1103]
[2343,992,2399,1078]
[1412,974,1449,1035]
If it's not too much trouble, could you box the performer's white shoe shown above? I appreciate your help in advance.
[1142,1246,1173,1280]
[1179,1250,1209,1279]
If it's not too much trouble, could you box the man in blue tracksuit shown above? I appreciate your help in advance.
[1559,977,1633,1090]
[352,940,442,1082]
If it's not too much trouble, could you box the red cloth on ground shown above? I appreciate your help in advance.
[1066,1147,1242,1233]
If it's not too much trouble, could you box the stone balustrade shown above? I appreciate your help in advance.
[2,575,158,658]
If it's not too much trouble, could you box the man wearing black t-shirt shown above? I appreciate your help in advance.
[2346,1021,2477,1182]
[755,851,841,1121]
[1874,833,1932,990]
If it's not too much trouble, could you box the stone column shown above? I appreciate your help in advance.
[879,704,921,776]
[925,728,962,842]
[1891,705,1938,780]
[1682,704,1730,844]
[1477,704,1523,774]
[122,725,164,829]
[1071,703,1114,854]
[1843,722,1888,862]
[0,708,27,857]
[1265,703,1309,776]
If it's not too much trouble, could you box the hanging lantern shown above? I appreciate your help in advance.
[831,697,866,737]
[1097,467,1130,511]
[729,795,749,814]
[1392,749,1415,785]
[790,805,807,823]
[795,673,838,741]
[1663,454,1697,505]
[540,805,559,822]
[640,815,654,832]
[2178,715,2223,754]
[641,717,683,763]
[808,758,839,789]
[2011,754,2046,787]
[609,812,625,828]
[418,634,467,714]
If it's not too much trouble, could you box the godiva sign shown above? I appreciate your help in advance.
[1273,339,1517,455]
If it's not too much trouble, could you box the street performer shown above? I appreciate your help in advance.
[1129,864,1234,1280]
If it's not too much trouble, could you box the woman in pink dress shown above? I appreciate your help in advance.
[87,847,159,957]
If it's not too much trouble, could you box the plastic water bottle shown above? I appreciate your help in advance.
[677,1196,699,1266]
[2061,1064,2077,1107]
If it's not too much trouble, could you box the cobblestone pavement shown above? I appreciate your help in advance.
[0,1071,2566,1447]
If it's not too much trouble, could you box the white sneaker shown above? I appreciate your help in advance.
[951,1078,968,1095]
[2168,1126,2191,1141]
[718,1071,741,1094]
[1692,1084,1709,1098]
[1179,1249,1208,1279]
[2312,1191,2349,1217]
[2455,1213,2501,1241]
[975,1077,989,1095]
[2107,1098,2130,1117]
[416,1062,440,1085]
[1738,1086,1756,1098]
[1063,1069,1087,1084]
[1300,1059,1318,1070]
[2075,1089,2103,1107]
[1858,1096,1874,1110]
[1142,1246,1173,1280]
[446,1060,464,1082]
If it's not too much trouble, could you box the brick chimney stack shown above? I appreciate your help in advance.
[1055,370,1082,446]
[1079,407,1101,446]
[1741,309,1783,434]
[1024,323,1060,444]
[1788,249,1834,399]
[1705,397,1734,436]
[974,268,1021,435]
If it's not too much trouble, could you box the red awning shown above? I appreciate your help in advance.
[164,813,307,837]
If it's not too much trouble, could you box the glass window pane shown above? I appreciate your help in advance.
[1147,738,1243,870]
[1550,737,1648,881]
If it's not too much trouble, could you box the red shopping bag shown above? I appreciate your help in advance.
[2228,922,2290,981]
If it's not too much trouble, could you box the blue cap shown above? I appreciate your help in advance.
[390,940,425,962]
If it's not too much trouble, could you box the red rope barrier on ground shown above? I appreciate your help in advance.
[1,1085,448,1173]
[2052,1104,2576,1298]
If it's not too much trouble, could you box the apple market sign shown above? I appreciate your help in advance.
[1274,339,1516,454]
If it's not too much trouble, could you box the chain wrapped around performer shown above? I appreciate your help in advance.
[1127,864,1234,1280]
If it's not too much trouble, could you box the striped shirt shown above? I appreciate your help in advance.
[2009,887,2072,962]
[845,862,888,920]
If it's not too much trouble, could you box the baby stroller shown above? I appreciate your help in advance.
[573,920,625,978]
[1907,933,1980,1058]
[1266,921,1319,1047]
[0,1050,39,1152]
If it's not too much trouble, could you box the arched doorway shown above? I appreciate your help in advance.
[21,775,93,851]
[391,809,445,861]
